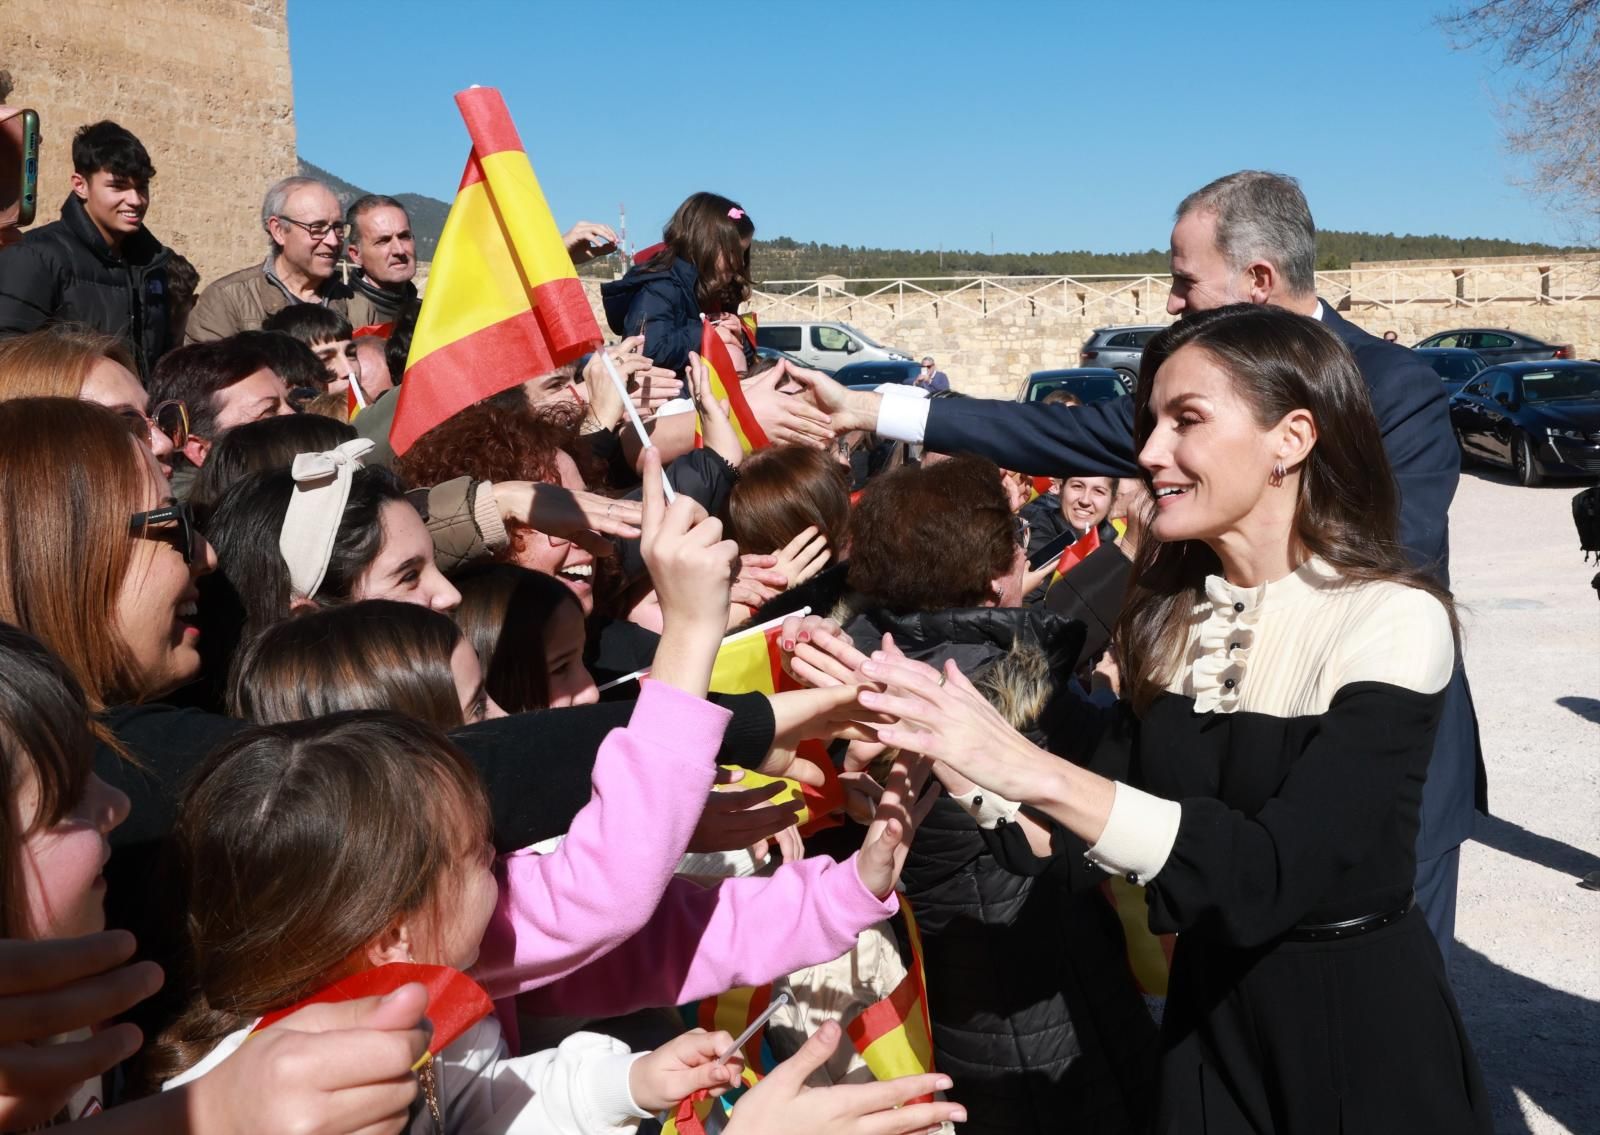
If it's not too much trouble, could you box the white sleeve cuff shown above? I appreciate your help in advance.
[874,389,931,443]
[947,786,1021,830]
[1084,782,1182,885]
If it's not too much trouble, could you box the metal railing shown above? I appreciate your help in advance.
[748,262,1600,322]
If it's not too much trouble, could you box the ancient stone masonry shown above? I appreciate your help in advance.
[4,0,297,285]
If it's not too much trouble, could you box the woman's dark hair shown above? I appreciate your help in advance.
[147,711,490,1084]
[1116,303,1457,712]
[189,414,356,522]
[729,444,851,558]
[0,623,96,938]
[643,191,755,314]
[196,464,408,703]
[453,564,580,713]
[847,453,1018,614]
[230,600,465,729]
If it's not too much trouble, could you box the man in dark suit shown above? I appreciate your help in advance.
[802,170,1485,963]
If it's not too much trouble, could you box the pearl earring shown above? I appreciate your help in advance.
[1269,461,1286,487]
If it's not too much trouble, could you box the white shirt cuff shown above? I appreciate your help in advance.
[947,786,1021,830]
[1083,782,1181,885]
[875,389,932,444]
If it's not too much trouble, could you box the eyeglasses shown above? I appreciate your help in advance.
[128,500,196,563]
[118,399,190,449]
[276,215,350,242]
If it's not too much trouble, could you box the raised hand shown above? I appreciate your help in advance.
[0,931,162,1129]
[628,1028,743,1113]
[742,363,835,448]
[778,614,869,688]
[639,448,740,697]
[854,752,939,899]
[770,526,831,590]
[491,481,642,556]
[686,350,744,466]
[688,771,806,853]
[723,1019,965,1135]
[581,338,683,429]
[562,220,619,265]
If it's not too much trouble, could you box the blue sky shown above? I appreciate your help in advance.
[288,0,1574,255]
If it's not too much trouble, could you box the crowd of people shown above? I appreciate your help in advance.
[0,118,1493,1135]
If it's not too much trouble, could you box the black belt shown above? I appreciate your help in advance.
[1285,893,1414,942]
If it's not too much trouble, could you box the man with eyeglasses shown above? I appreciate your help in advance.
[185,176,356,343]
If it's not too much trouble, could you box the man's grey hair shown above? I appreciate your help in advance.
[261,176,333,248]
[1176,171,1317,296]
[346,194,409,245]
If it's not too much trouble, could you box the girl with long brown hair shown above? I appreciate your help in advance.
[853,304,1490,1133]
[600,191,755,373]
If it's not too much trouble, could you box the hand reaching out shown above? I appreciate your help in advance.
[742,363,835,448]
[769,527,831,591]
[686,350,744,467]
[562,220,619,265]
[688,770,806,853]
[854,752,939,899]
[723,1020,964,1135]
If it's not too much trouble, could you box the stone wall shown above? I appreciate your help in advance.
[3,0,296,284]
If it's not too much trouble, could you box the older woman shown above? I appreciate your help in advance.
[859,305,1490,1133]
[834,453,1154,1135]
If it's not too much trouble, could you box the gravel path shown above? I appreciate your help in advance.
[1448,465,1599,1135]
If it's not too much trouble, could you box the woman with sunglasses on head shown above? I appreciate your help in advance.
[0,323,187,477]
[856,306,1490,1133]
[0,400,852,1041]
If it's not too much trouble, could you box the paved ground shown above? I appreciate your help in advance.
[1447,464,1598,1135]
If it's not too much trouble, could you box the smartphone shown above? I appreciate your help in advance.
[0,108,41,229]
[1028,528,1079,571]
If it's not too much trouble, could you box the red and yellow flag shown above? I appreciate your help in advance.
[738,311,759,351]
[846,902,936,1095]
[698,317,769,454]
[1051,524,1101,583]
[391,88,601,455]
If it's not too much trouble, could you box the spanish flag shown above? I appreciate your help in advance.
[699,317,769,454]
[846,902,936,1094]
[391,88,601,455]
[738,311,759,351]
[1051,524,1101,583]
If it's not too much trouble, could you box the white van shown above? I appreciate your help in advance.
[755,321,916,372]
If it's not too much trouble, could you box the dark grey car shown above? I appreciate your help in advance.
[1079,324,1167,388]
[1414,328,1573,364]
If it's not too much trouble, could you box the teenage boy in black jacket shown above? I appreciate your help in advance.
[0,120,173,376]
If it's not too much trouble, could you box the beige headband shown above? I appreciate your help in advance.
[279,438,375,600]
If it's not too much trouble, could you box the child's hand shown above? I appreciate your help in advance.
[639,448,739,696]
[855,753,939,900]
[628,1028,743,1113]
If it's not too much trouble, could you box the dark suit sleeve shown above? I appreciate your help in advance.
[923,394,1141,478]
[1350,339,1460,582]
[0,243,61,335]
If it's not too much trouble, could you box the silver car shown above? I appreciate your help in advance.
[1079,324,1168,388]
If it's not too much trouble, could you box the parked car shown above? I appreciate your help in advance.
[755,321,916,372]
[1448,361,1600,485]
[1414,328,1573,364]
[1078,324,1167,388]
[832,359,924,387]
[754,345,827,374]
[1018,368,1129,405]
[1414,347,1489,394]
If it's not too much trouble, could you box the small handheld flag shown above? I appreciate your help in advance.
[698,318,769,454]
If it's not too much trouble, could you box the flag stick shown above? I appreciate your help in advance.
[598,348,674,502]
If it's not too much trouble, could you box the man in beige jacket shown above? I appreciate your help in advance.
[185,176,355,342]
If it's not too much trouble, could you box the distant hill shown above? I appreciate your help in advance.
[299,156,1586,281]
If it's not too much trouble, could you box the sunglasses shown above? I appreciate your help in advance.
[118,399,189,449]
[128,500,196,563]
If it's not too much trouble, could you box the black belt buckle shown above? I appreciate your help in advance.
[1286,893,1414,943]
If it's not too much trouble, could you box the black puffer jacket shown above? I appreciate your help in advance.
[0,194,172,376]
[840,602,1157,1135]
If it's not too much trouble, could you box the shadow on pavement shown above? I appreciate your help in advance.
[1555,695,1600,725]
[1453,943,1600,1135]
[1471,812,1600,880]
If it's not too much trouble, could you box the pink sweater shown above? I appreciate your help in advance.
[471,680,896,1018]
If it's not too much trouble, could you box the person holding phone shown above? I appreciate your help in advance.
[0,120,173,377]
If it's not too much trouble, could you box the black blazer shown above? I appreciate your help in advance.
[920,301,1485,857]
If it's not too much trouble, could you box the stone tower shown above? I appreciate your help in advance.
[1,0,297,284]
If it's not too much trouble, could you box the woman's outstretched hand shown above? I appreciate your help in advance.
[859,653,1060,807]
[854,752,939,900]
[723,1020,965,1135]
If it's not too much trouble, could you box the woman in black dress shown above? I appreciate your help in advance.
[856,304,1492,1134]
